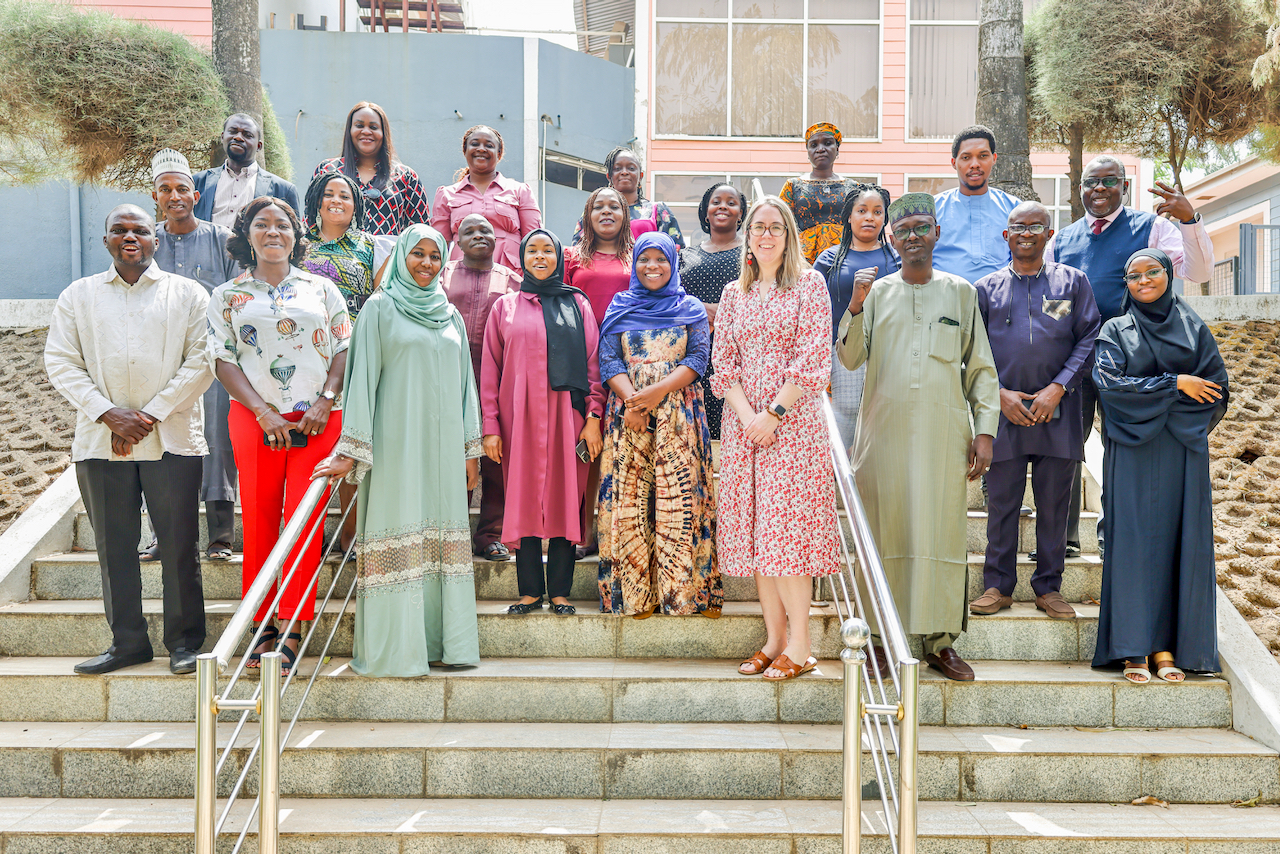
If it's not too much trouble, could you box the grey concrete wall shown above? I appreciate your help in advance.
[0,183,147,299]
[0,30,633,301]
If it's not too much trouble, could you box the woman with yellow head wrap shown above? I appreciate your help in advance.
[779,122,862,264]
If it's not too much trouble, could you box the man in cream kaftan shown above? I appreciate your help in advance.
[837,193,1000,681]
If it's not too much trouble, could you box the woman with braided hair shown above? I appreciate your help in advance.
[573,147,684,248]
[433,125,542,272]
[814,184,900,450]
[679,182,747,439]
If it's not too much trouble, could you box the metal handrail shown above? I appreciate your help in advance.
[194,477,358,854]
[821,395,919,854]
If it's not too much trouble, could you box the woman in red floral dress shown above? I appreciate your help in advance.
[710,196,840,681]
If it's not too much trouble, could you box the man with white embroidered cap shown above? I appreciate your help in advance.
[149,148,242,563]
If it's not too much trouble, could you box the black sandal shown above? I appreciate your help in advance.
[549,602,576,616]
[279,632,302,677]
[246,625,280,669]
[506,598,544,615]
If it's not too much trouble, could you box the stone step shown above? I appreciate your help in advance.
[0,796,1275,852]
[73,506,1102,557]
[30,552,1103,605]
[0,657,1232,728]
[0,720,1271,804]
[0,599,1105,663]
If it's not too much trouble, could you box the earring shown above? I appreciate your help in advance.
[250,246,257,263]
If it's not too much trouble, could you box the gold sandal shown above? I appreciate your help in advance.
[738,650,773,675]
[762,654,818,681]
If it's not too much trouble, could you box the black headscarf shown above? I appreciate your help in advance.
[519,229,590,417]
[1100,248,1229,446]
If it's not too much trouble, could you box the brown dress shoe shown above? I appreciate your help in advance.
[1035,591,1077,620]
[924,648,974,681]
[970,587,1013,615]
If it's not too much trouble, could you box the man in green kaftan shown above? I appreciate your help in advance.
[836,193,1000,682]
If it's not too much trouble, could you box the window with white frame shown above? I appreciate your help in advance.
[907,0,978,140]
[653,1,882,139]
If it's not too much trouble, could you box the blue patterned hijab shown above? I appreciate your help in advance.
[598,233,707,339]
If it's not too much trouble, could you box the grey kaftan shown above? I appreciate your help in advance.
[837,270,1000,638]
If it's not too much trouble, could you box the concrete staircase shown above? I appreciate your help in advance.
[0,473,1277,852]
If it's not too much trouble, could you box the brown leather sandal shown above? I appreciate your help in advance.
[762,653,818,681]
[738,650,773,675]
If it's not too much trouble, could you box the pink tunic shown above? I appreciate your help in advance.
[481,291,606,546]
[709,269,840,577]
[564,249,631,327]
[432,173,542,272]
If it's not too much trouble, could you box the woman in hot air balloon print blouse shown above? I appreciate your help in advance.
[208,196,350,676]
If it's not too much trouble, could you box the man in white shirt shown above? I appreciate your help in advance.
[45,205,214,675]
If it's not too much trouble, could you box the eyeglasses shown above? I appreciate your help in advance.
[1123,269,1166,284]
[892,223,934,240]
[748,223,787,237]
[1082,176,1123,189]
[1007,223,1047,235]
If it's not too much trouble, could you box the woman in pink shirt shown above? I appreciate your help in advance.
[432,126,542,272]
[564,187,634,556]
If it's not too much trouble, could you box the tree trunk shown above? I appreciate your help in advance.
[976,0,1038,201]
[1067,122,1084,223]
[211,0,262,167]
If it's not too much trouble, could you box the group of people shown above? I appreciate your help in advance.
[45,107,1227,690]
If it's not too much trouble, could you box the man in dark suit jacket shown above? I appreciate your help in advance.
[192,113,301,228]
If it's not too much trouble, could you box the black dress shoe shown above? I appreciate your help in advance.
[74,649,153,675]
[506,598,544,615]
[169,648,199,674]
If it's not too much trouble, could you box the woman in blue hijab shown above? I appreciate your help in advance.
[595,233,723,617]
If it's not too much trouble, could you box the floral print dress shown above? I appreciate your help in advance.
[597,322,722,615]
[709,270,840,577]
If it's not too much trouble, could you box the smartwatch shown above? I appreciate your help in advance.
[769,402,787,419]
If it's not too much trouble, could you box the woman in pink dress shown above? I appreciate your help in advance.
[711,196,840,681]
[481,229,606,615]
[565,186,634,557]
[433,125,542,272]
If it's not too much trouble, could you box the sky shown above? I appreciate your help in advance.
[463,0,579,50]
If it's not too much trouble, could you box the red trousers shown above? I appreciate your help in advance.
[228,401,339,622]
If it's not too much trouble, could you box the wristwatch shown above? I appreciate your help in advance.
[769,402,787,419]
[1180,212,1201,225]
[320,390,337,402]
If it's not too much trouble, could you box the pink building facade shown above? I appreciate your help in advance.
[635,0,1146,231]
[74,0,213,44]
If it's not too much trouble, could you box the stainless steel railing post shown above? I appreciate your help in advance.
[841,618,871,854]
[194,653,218,854]
[897,658,920,854]
[258,651,282,854]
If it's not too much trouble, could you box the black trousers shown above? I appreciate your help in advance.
[206,499,235,549]
[76,454,206,655]
[984,454,1074,597]
[515,536,574,599]
[1067,376,1103,548]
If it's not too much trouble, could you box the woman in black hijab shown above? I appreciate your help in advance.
[1090,248,1228,684]
[480,229,605,616]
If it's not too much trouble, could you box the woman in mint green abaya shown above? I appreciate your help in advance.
[312,223,482,676]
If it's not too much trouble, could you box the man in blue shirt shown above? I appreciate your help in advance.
[932,125,1020,286]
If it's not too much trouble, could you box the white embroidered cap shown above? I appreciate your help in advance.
[151,148,193,182]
